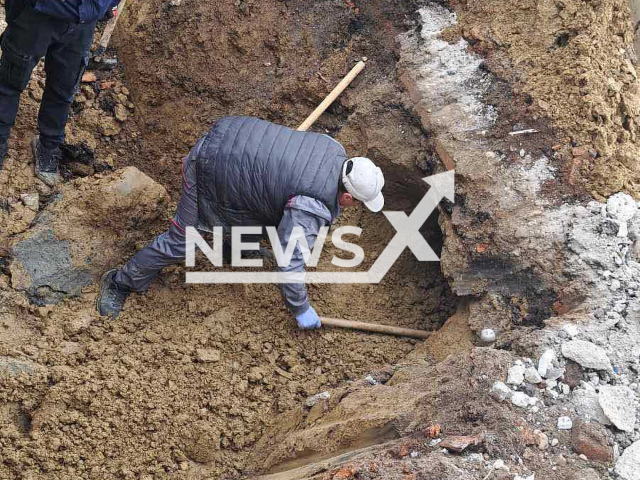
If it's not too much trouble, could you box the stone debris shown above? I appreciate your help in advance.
[557,416,573,430]
[364,375,378,385]
[570,421,613,463]
[480,328,496,343]
[533,430,548,450]
[512,392,537,408]
[606,193,637,238]
[616,440,640,480]
[598,385,638,432]
[524,367,542,384]
[507,362,526,385]
[561,340,613,371]
[561,324,579,337]
[572,389,611,425]
[306,391,331,407]
[537,349,556,378]
[493,459,508,471]
[465,453,482,462]
[490,381,512,401]
[20,193,39,211]
[514,474,534,480]
[440,433,484,453]
[544,367,565,381]
[0,357,45,378]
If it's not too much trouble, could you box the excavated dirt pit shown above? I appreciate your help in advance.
[0,1,463,479]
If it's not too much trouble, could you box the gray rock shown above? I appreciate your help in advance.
[538,349,556,378]
[616,440,640,480]
[545,367,566,381]
[514,474,535,480]
[507,363,526,385]
[607,193,637,222]
[561,324,579,337]
[20,193,39,210]
[524,367,542,384]
[599,385,638,432]
[10,229,92,305]
[306,391,331,407]
[479,328,496,343]
[561,340,612,371]
[490,381,512,401]
[512,392,537,408]
[0,357,45,378]
[572,389,611,425]
[557,416,573,430]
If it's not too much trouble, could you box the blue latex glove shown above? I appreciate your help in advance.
[295,306,322,330]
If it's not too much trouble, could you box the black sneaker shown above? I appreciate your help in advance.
[96,269,131,319]
[0,141,7,171]
[32,136,61,186]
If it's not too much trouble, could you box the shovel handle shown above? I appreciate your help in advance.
[297,60,366,132]
[320,317,432,339]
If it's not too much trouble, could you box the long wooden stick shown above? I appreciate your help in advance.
[297,59,366,132]
[94,0,127,56]
[320,317,431,339]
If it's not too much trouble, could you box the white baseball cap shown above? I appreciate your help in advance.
[342,157,385,212]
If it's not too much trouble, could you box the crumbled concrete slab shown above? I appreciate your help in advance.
[598,386,638,432]
[616,440,640,480]
[572,389,611,425]
[561,340,613,371]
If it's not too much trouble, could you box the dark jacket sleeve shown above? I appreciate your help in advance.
[275,196,332,315]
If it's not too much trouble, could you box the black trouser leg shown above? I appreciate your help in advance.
[0,4,53,145]
[38,21,96,149]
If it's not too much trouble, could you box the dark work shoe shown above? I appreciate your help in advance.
[96,269,131,319]
[0,142,6,171]
[32,136,61,186]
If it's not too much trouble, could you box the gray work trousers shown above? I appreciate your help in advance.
[114,150,199,292]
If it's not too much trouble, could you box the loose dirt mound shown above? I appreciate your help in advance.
[446,0,640,200]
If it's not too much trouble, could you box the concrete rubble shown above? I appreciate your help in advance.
[561,340,613,371]
[598,386,638,432]
[615,440,640,480]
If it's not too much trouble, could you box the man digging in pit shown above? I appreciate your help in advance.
[0,0,120,183]
[97,115,385,330]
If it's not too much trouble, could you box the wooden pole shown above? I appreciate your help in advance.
[94,0,127,57]
[297,59,367,132]
[320,317,432,340]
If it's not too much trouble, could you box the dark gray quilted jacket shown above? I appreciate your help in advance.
[195,116,346,232]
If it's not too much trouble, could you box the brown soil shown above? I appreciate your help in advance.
[445,0,640,200]
[0,1,457,479]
